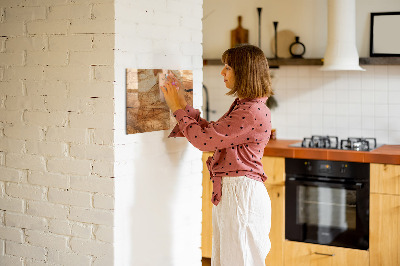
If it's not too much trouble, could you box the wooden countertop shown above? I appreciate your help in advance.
[263,139,400,165]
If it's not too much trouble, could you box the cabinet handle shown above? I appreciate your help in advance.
[314,252,335,257]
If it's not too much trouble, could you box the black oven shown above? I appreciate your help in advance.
[285,158,369,250]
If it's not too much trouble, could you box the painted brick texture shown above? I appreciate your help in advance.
[113,0,203,265]
[0,0,115,265]
[1,0,204,265]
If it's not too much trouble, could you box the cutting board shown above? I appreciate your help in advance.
[231,16,249,48]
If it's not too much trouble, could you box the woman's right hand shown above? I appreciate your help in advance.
[167,72,187,108]
[161,73,186,113]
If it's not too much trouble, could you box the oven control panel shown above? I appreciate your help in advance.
[286,158,369,180]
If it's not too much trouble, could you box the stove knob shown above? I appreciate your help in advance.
[340,164,347,174]
[305,162,312,171]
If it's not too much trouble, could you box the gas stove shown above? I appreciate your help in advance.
[289,135,381,151]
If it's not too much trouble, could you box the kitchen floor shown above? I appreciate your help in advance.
[202,257,211,266]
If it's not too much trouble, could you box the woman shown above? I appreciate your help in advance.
[162,44,273,266]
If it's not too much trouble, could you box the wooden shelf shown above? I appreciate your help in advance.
[268,58,322,67]
[203,58,323,67]
[203,57,400,67]
[359,57,400,65]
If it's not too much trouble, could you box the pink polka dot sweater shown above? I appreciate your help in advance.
[169,97,272,206]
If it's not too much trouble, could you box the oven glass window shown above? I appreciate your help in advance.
[297,186,356,230]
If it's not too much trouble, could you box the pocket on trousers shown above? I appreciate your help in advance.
[248,184,270,219]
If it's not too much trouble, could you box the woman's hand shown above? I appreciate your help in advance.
[168,72,188,109]
[161,72,187,113]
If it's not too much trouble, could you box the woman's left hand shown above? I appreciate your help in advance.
[161,73,185,113]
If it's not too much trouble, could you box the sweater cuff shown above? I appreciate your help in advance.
[168,109,187,138]
[168,123,184,138]
[173,108,187,122]
[184,104,197,117]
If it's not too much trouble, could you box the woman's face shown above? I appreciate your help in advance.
[220,64,235,89]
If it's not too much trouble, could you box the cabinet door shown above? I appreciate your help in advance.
[202,152,213,258]
[370,193,400,266]
[265,184,284,266]
[261,156,285,185]
[370,163,400,195]
[284,241,369,266]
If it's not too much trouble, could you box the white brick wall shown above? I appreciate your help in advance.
[1,0,204,264]
[114,0,203,265]
[5,213,48,231]
[0,0,115,265]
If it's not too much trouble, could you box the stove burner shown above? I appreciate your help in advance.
[294,136,378,151]
[340,137,377,151]
[301,135,339,149]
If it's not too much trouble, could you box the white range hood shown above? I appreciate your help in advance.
[320,0,365,71]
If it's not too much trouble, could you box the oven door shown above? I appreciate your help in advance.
[285,177,369,250]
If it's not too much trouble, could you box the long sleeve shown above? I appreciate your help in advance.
[168,105,210,138]
[172,105,257,152]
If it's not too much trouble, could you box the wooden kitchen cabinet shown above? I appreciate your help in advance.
[370,163,400,195]
[264,184,285,266]
[201,154,286,266]
[261,156,285,185]
[284,241,369,266]
[262,156,285,266]
[202,152,213,258]
[370,193,400,266]
[370,163,400,266]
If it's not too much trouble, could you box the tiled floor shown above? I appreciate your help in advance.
[202,257,211,266]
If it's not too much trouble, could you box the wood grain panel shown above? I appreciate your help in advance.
[262,156,285,185]
[265,184,285,266]
[201,152,213,258]
[284,241,369,266]
[370,163,400,195]
[370,193,400,266]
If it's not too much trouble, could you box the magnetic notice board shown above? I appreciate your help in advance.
[370,12,400,57]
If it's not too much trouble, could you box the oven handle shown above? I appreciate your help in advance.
[286,177,364,189]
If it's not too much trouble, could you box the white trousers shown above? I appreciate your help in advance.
[212,176,271,266]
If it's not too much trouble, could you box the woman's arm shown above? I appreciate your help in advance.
[169,105,211,137]
[184,105,211,128]
[173,106,257,152]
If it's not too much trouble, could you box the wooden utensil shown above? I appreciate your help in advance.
[231,16,249,48]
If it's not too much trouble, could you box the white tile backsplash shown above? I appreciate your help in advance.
[348,77,362,91]
[361,104,374,117]
[375,104,389,117]
[388,65,400,76]
[389,117,400,131]
[374,65,388,76]
[362,89,375,103]
[323,103,336,116]
[375,130,389,144]
[286,77,299,89]
[203,64,400,145]
[374,90,388,105]
[336,115,349,129]
[388,76,400,91]
[374,77,388,91]
[388,91,400,104]
[389,104,400,117]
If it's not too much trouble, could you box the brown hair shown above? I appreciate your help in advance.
[221,44,273,99]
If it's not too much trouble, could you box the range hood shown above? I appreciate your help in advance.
[320,0,365,71]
